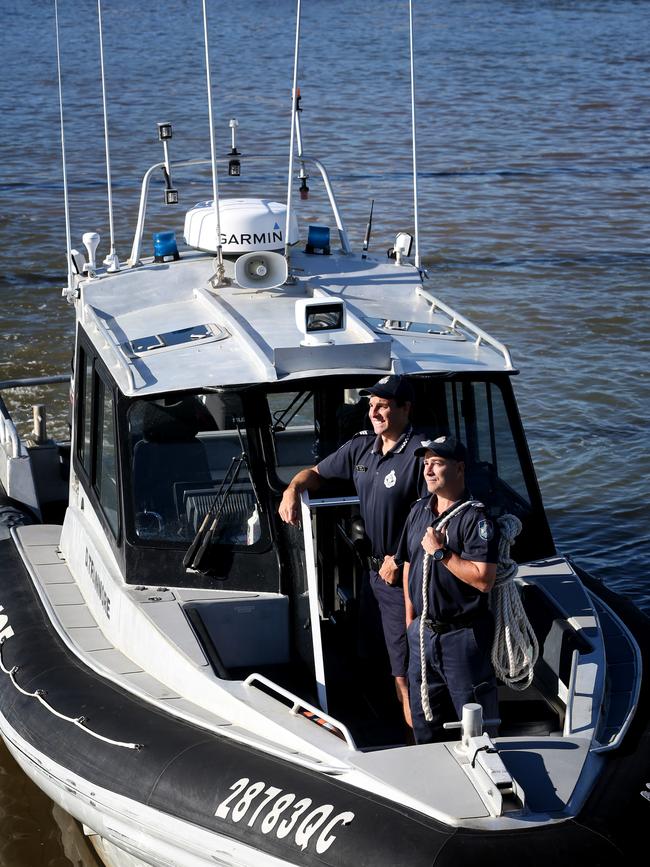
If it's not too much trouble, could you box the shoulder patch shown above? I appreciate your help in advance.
[478,519,494,541]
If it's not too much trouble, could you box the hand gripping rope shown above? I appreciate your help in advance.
[419,506,539,723]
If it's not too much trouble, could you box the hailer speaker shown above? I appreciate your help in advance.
[234,251,288,290]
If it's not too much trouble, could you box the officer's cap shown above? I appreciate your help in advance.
[414,435,467,462]
[359,375,414,403]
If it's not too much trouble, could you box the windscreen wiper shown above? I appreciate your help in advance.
[183,455,245,572]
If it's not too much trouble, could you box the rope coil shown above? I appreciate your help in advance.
[490,513,539,690]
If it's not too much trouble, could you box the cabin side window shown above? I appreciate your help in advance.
[445,379,532,518]
[74,343,121,540]
[76,348,93,475]
[94,377,119,536]
[269,391,318,484]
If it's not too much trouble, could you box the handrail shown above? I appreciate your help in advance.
[0,374,70,391]
[0,376,70,459]
[588,590,643,753]
[129,153,352,268]
[563,648,580,736]
[0,397,20,459]
[83,305,136,392]
[416,286,514,369]
[244,672,356,750]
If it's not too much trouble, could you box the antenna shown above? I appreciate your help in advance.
[362,199,375,258]
[96,0,120,272]
[201,0,226,287]
[284,0,302,272]
[408,0,421,269]
[54,0,74,297]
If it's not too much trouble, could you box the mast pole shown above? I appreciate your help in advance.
[201,0,225,286]
[284,0,302,271]
[408,0,421,269]
[54,0,74,296]
[97,0,120,271]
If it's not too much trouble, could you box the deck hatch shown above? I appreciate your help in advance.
[125,323,230,356]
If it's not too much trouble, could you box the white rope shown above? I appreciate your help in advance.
[490,514,539,690]
[0,638,142,750]
[419,500,482,722]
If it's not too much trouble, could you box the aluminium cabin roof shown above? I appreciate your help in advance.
[78,249,513,397]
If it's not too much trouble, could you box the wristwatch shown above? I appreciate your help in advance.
[432,546,449,562]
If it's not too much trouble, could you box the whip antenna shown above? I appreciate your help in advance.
[284,0,302,273]
[97,0,119,272]
[54,0,74,296]
[201,0,226,287]
[408,0,421,269]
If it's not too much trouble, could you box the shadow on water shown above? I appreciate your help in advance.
[0,743,101,866]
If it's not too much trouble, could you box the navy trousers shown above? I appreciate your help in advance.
[407,615,498,744]
[370,570,408,678]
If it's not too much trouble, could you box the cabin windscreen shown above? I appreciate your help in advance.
[126,392,263,548]
[266,376,549,562]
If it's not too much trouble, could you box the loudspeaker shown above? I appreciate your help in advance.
[234,251,288,290]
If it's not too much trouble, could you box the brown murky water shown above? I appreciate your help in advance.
[1,0,649,862]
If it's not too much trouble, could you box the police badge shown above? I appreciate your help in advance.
[384,470,397,488]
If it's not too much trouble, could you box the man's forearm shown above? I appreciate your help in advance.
[443,553,496,593]
[278,466,322,525]
[403,563,416,625]
[286,467,322,496]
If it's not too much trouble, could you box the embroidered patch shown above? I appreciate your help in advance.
[384,469,397,488]
[434,435,447,443]
[378,375,390,384]
[355,464,368,473]
[478,519,494,541]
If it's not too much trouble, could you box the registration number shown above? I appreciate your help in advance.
[215,777,355,854]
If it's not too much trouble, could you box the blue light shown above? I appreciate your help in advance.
[306,225,330,255]
[153,231,179,263]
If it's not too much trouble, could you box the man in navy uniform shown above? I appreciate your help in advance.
[396,435,499,743]
[278,375,427,726]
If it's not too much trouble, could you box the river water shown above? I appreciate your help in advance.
[1,0,649,862]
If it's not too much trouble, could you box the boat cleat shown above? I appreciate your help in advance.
[444,703,526,816]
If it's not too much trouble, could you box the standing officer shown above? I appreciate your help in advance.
[278,375,427,726]
[396,435,499,743]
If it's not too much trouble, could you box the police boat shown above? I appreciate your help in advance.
[0,3,648,866]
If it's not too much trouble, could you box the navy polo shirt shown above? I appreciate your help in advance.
[396,492,499,623]
[317,426,427,557]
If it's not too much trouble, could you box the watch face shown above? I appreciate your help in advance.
[433,548,445,561]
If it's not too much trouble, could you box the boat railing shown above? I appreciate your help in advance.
[244,672,357,750]
[0,375,70,458]
[129,155,352,268]
[83,305,136,392]
[416,286,514,370]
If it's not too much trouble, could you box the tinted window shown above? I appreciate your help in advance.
[127,392,263,548]
[76,349,93,475]
[94,377,119,535]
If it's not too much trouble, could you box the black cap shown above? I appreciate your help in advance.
[359,375,414,403]
[414,435,467,462]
